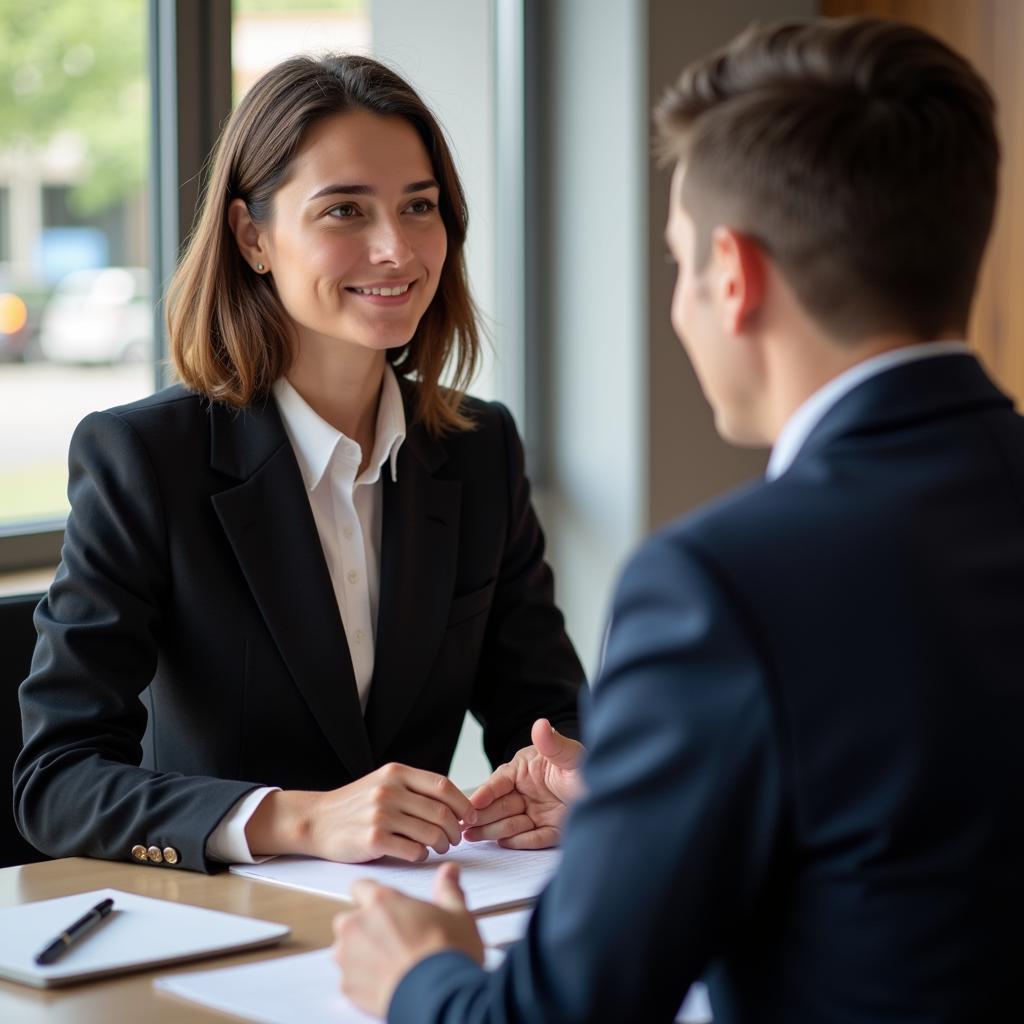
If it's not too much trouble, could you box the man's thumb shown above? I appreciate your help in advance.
[433,862,467,912]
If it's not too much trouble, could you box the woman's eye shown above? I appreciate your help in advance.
[328,203,360,219]
[406,198,438,215]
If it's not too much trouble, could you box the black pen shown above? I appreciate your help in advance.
[34,897,115,965]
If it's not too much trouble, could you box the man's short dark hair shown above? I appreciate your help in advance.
[655,17,1000,342]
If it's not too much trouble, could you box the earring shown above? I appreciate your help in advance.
[255,262,265,272]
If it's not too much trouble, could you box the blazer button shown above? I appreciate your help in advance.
[162,847,179,865]
[131,844,148,862]
[147,846,164,864]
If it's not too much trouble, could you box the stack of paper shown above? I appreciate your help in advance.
[161,845,713,1022]
[157,903,712,1022]
[229,840,559,912]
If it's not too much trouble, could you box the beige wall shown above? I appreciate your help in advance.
[645,1,815,531]
[537,0,815,677]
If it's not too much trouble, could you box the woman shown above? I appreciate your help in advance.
[13,55,583,873]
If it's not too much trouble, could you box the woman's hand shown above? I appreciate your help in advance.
[462,719,585,849]
[245,763,479,863]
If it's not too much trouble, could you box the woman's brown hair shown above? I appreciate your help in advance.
[166,54,479,435]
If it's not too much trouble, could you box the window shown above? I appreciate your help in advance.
[0,0,151,530]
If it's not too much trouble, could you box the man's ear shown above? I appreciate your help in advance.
[709,226,765,335]
[227,198,270,273]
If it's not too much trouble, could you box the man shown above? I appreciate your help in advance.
[332,17,1023,1022]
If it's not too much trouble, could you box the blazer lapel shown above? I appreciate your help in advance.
[209,399,375,780]
[364,419,461,762]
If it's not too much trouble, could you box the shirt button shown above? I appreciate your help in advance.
[354,629,365,643]
[343,526,354,539]
[347,569,359,585]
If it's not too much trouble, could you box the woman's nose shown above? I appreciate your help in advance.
[369,217,414,265]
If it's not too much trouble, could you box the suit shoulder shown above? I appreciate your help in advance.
[459,392,515,432]
[103,383,208,425]
[662,470,830,559]
[73,384,217,466]
[437,392,518,458]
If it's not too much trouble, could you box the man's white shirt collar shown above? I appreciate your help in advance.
[766,341,971,481]
[272,364,406,490]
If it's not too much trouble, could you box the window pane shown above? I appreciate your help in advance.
[0,0,151,527]
[233,0,370,101]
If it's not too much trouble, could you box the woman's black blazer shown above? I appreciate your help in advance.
[14,382,584,872]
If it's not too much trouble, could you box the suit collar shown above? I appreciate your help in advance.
[768,341,971,480]
[208,395,376,779]
[790,352,1012,471]
[208,395,287,481]
[394,375,450,474]
[271,366,407,490]
[363,380,462,760]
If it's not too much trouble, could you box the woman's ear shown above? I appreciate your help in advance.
[227,198,270,274]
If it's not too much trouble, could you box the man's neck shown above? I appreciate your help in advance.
[763,331,945,444]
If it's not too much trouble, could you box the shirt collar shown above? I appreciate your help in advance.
[272,364,406,491]
[766,340,971,481]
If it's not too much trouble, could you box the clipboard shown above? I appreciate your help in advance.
[0,887,289,988]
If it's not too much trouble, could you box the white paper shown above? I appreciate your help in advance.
[158,949,373,1024]
[0,888,288,988]
[475,907,533,947]
[230,841,560,913]
[159,945,712,1024]
[678,982,713,1023]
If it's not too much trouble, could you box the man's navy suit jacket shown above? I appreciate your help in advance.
[393,353,1024,1023]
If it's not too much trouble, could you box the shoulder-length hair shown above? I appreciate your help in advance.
[166,54,480,435]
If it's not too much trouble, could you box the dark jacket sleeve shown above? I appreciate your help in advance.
[13,410,259,872]
[469,403,585,766]
[389,530,787,1023]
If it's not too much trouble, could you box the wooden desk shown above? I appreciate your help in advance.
[0,857,349,1023]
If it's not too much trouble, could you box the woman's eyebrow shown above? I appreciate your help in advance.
[306,178,440,202]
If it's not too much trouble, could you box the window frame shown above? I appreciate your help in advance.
[0,0,232,576]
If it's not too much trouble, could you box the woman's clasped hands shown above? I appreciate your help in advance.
[245,762,481,863]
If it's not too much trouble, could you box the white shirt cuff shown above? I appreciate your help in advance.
[205,787,280,864]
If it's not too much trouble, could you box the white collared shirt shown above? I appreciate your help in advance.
[272,366,405,707]
[205,364,406,864]
[766,341,971,481]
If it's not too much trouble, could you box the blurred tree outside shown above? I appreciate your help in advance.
[0,0,146,217]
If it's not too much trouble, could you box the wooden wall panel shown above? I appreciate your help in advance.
[822,0,1024,404]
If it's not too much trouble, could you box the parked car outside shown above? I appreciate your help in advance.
[38,267,153,365]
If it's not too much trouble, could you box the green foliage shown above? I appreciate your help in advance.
[0,0,147,214]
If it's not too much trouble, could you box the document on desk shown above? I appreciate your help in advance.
[229,841,560,913]
[0,888,288,989]
[157,943,713,1024]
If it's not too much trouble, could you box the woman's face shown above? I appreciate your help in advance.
[256,109,448,361]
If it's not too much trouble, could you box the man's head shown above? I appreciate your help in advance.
[656,17,999,444]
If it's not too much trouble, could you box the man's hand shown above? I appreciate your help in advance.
[333,863,484,1018]
[463,718,585,849]
[245,763,478,863]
